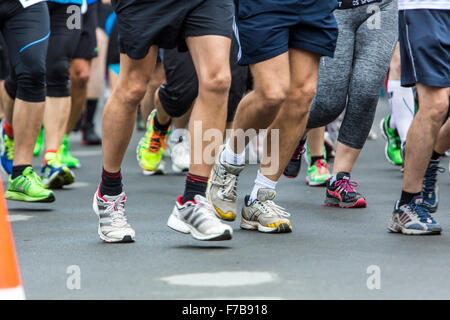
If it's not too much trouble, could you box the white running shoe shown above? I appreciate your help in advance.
[167,195,233,241]
[92,188,135,243]
[169,130,190,173]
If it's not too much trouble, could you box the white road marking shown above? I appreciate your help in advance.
[70,149,101,157]
[66,181,90,189]
[8,214,33,222]
[161,271,277,287]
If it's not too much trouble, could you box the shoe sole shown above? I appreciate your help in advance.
[240,217,292,233]
[306,178,327,187]
[92,195,135,243]
[388,221,441,235]
[324,197,367,208]
[167,213,233,241]
[5,191,55,203]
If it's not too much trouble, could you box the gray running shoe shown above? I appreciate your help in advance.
[92,188,135,243]
[241,188,292,233]
[167,195,233,241]
[207,145,245,221]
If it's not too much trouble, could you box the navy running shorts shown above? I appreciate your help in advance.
[234,0,339,65]
[398,9,450,88]
[111,0,234,60]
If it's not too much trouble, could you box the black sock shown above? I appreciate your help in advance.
[311,155,324,164]
[85,99,98,126]
[12,165,31,179]
[181,173,208,204]
[153,113,171,133]
[100,168,123,196]
[431,150,443,161]
[399,190,421,206]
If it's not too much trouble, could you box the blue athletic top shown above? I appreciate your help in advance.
[46,0,83,4]
[87,0,97,4]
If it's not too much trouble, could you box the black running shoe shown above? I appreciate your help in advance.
[324,172,367,208]
[82,123,101,145]
[283,137,306,178]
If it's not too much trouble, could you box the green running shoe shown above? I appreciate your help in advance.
[136,110,168,175]
[33,127,44,157]
[41,151,75,189]
[380,115,403,166]
[58,134,81,168]
[306,158,331,186]
[5,166,55,202]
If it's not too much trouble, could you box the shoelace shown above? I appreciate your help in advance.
[195,197,221,221]
[334,179,358,193]
[148,132,165,153]
[256,200,290,218]
[315,159,328,172]
[105,196,128,227]
[410,201,435,223]
[423,165,445,193]
[291,143,306,161]
[211,167,238,201]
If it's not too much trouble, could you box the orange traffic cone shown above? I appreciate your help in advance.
[0,182,25,300]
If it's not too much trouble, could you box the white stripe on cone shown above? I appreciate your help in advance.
[0,285,26,300]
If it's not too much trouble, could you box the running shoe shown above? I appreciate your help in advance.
[388,196,442,235]
[5,167,55,203]
[306,159,331,186]
[167,195,233,241]
[33,127,44,157]
[422,160,445,213]
[241,189,292,233]
[58,134,81,169]
[324,173,367,208]
[207,145,245,221]
[169,130,190,173]
[41,152,75,189]
[82,123,101,145]
[283,137,306,178]
[380,115,403,166]
[92,187,135,243]
[136,110,168,175]
[1,122,13,175]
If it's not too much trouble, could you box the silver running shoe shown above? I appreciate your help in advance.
[241,188,292,233]
[207,145,245,221]
[92,188,135,243]
[167,195,233,241]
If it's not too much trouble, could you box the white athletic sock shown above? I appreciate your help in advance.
[220,142,245,166]
[387,80,415,144]
[248,171,277,205]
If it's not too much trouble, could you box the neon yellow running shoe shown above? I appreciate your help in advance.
[58,134,81,168]
[136,110,168,175]
[5,166,55,203]
[33,127,44,157]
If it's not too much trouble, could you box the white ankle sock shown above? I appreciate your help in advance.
[387,80,415,144]
[220,142,245,166]
[248,171,277,205]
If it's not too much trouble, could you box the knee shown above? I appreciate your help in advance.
[257,86,289,114]
[118,76,149,107]
[47,59,70,97]
[199,70,231,95]
[285,83,317,118]
[423,97,449,124]
[15,64,46,102]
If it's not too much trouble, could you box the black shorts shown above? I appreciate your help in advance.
[97,1,113,32]
[111,0,234,59]
[74,2,98,60]
[159,35,248,123]
[0,34,9,80]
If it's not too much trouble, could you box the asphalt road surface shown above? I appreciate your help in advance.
[4,97,450,300]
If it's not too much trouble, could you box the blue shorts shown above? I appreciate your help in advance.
[398,9,450,88]
[234,0,338,65]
